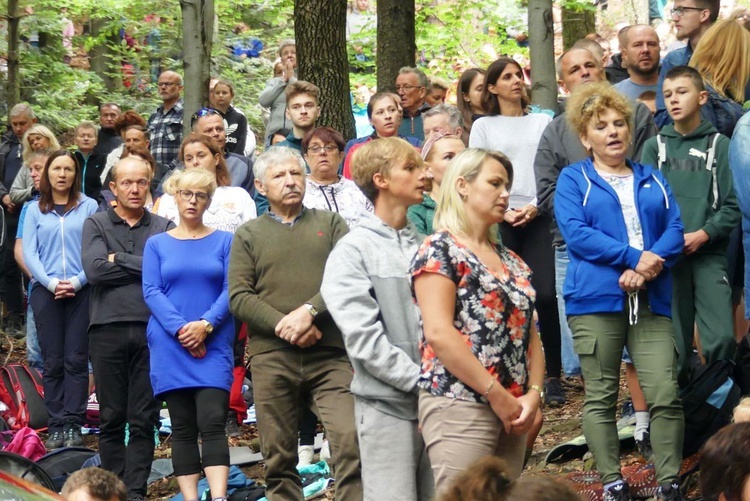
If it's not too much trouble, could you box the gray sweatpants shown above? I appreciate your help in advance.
[354,397,434,501]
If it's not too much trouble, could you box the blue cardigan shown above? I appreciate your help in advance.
[554,158,684,317]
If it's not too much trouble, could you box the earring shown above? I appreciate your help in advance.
[460,194,467,201]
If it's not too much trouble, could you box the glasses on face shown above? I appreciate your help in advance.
[670,6,704,16]
[395,84,423,93]
[307,145,339,154]
[178,190,210,203]
[157,81,178,88]
[190,108,221,126]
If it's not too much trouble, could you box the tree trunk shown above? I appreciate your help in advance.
[376,0,415,92]
[528,0,557,110]
[295,0,355,140]
[181,0,214,139]
[6,0,20,109]
[89,18,119,93]
[561,7,596,51]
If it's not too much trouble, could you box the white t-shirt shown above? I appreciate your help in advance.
[156,186,256,234]
[597,170,644,250]
[469,113,552,209]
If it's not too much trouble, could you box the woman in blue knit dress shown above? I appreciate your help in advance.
[143,168,234,501]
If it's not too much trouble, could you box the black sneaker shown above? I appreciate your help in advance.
[544,377,566,407]
[225,417,241,438]
[603,480,632,501]
[635,430,654,460]
[656,480,684,500]
[63,423,83,447]
[45,431,64,450]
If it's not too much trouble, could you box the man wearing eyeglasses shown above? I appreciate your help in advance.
[396,67,432,141]
[82,156,174,501]
[148,71,184,184]
[654,0,719,127]
[276,81,321,155]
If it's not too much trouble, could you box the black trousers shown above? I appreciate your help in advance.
[90,322,160,498]
[1,217,22,316]
[30,284,90,430]
[500,215,562,378]
[163,388,230,476]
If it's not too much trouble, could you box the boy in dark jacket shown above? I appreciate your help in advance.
[641,65,740,387]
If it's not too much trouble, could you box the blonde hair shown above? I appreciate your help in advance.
[433,148,514,244]
[22,125,60,165]
[566,81,633,138]
[689,19,750,102]
[734,397,750,423]
[163,168,217,198]
[350,137,422,202]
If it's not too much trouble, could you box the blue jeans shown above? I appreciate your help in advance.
[555,246,581,376]
[26,283,42,373]
[730,113,750,318]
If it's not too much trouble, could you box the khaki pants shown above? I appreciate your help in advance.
[251,348,363,501]
[418,391,526,496]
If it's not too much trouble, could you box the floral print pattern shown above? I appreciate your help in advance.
[410,231,536,403]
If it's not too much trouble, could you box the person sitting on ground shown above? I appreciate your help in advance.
[438,456,580,501]
[62,467,127,501]
[407,132,465,235]
[342,92,421,179]
[259,40,297,148]
[275,81,321,155]
[10,124,61,204]
[699,422,750,501]
[426,78,449,107]
[321,137,433,501]
[302,126,372,227]
[73,121,107,200]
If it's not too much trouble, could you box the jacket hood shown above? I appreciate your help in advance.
[356,211,421,244]
[659,119,717,140]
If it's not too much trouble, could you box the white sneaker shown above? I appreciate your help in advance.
[297,445,314,468]
[320,439,331,461]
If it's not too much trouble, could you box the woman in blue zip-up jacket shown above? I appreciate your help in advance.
[22,150,98,450]
[554,83,685,501]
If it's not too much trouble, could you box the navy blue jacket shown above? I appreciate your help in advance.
[554,158,684,317]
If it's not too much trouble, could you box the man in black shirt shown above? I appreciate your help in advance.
[82,157,174,500]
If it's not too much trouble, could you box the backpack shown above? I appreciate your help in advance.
[679,359,741,457]
[656,132,721,210]
[0,365,47,431]
[0,450,57,491]
[35,446,97,492]
[0,427,46,461]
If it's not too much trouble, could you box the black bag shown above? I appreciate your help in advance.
[229,485,266,501]
[0,450,56,491]
[0,365,48,431]
[734,333,750,395]
[35,446,97,492]
[680,359,741,457]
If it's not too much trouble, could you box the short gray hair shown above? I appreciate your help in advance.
[10,103,35,119]
[398,66,429,88]
[254,147,306,184]
[278,39,296,56]
[423,104,464,130]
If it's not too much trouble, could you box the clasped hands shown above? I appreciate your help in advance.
[489,387,540,436]
[619,250,665,293]
[504,204,538,228]
[178,321,209,359]
[274,305,322,349]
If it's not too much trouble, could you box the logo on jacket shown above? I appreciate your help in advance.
[689,148,707,160]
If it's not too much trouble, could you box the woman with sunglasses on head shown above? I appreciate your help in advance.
[156,134,256,233]
[143,168,235,501]
[9,125,61,204]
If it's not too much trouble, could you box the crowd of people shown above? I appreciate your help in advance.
[1,0,750,499]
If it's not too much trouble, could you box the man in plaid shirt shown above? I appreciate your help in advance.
[148,71,184,184]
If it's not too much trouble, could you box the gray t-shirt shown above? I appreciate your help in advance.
[614,79,659,101]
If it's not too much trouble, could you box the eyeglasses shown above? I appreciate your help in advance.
[178,190,210,202]
[157,81,178,88]
[670,6,705,16]
[395,84,423,92]
[307,145,339,154]
[190,108,221,126]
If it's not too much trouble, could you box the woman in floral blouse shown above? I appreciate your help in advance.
[410,148,544,495]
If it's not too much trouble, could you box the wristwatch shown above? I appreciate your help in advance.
[304,303,318,318]
[201,319,214,335]
[530,384,544,401]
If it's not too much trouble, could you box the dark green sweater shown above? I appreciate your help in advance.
[641,120,740,253]
[229,209,349,356]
